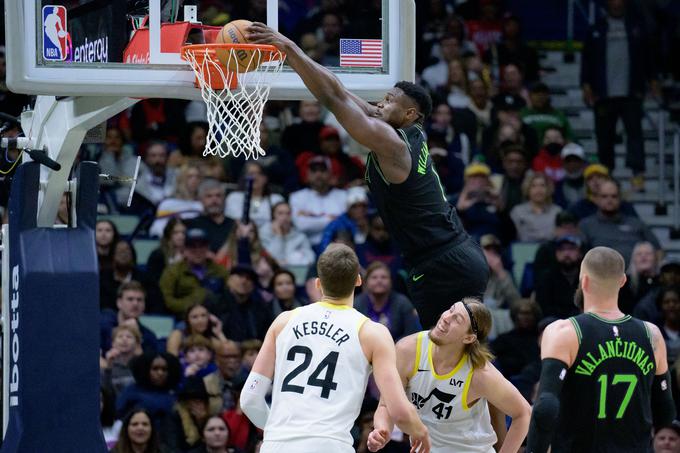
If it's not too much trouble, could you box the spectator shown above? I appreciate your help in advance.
[240,339,262,374]
[434,58,471,108]
[296,127,365,188]
[361,215,403,278]
[96,219,120,273]
[421,34,462,90]
[101,386,121,449]
[627,241,660,305]
[482,93,538,169]
[259,201,315,267]
[480,234,520,310]
[492,64,530,108]
[100,281,158,355]
[535,235,583,319]
[270,269,306,316]
[568,164,637,220]
[466,78,493,148]
[215,221,270,271]
[658,286,680,364]
[166,303,228,357]
[128,98,186,144]
[581,0,658,191]
[149,160,204,237]
[174,122,209,164]
[554,143,588,208]
[355,262,421,341]
[455,162,502,240]
[161,376,214,452]
[424,108,468,194]
[510,172,562,242]
[484,14,540,83]
[496,144,529,214]
[465,0,503,54]
[160,228,229,316]
[215,341,247,411]
[280,100,325,156]
[319,186,370,252]
[521,82,574,143]
[101,324,143,398]
[185,179,235,253]
[289,156,348,246]
[97,127,138,210]
[116,352,182,420]
[317,12,343,65]
[225,162,284,229]
[100,240,163,313]
[533,211,582,286]
[490,298,542,378]
[208,265,273,342]
[181,335,223,415]
[133,141,177,210]
[653,422,680,453]
[531,126,567,183]
[579,179,661,264]
[110,409,161,453]
[635,259,680,325]
[147,217,186,284]
[221,379,259,452]
[188,415,243,453]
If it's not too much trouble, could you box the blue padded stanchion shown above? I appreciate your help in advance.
[1,161,107,452]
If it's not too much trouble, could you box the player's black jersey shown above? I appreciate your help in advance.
[553,313,656,453]
[365,123,464,261]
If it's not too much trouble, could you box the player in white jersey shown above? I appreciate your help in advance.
[240,244,431,453]
[367,298,531,453]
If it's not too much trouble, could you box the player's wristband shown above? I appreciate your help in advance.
[526,358,569,453]
[652,370,676,428]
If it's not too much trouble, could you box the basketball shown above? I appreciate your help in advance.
[214,19,259,73]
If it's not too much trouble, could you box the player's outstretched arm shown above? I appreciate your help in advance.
[361,324,430,453]
[247,23,405,158]
[473,363,531,453]
[368,334,418,452]
[526,319,577,453]
[240,311,294,429]
[645,322,677,428]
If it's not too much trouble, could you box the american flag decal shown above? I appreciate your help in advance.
[340,39,383,67]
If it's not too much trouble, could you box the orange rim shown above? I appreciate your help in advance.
[180,43,285,61]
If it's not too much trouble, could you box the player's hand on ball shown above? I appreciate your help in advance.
[246,22,294,50]
[367,428,389,452]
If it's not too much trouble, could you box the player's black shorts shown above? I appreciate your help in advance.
[405,236,489,329]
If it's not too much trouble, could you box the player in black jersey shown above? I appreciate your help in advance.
[248,24,489,328]
[527,247,676,453]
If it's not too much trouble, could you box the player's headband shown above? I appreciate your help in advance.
[460,300,479,337]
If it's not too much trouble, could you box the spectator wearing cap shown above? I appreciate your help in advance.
[533,211,581,287]
[568,164,638,220]
[454,162,502,241]
[259,201,315,267]
[185,178,235,253]
[208,265,273,342]
[480,234,520,311]
[483,14,540,83]
[579,179,661,265]
[581,0,658,192]
[510,172,562,242]
[653,422,680,453]
[159,228,229,316]
[535,235,583,319]
[531,126,567,183]
[521,82,574,143]
[634,259,680,324]
[421,34,462,91]
[496,144,529,214]
[225,162,284,229]
[554,143,588,208]
[354,262,420,341]
[319,186,370,253]
[289,157,348,246]
[361,215,403,280]
[280,100,325,157]
[160,375,214,452]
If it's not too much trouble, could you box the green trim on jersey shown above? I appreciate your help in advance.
[642,321,653,346]
[366,152,390,186]
[587,313,632,324]
[569,317,582,345]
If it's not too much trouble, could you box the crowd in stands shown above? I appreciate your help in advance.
[4,0,680,452]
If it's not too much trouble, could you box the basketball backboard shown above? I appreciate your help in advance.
[5,0,415,101]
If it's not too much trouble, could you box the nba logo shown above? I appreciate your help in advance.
[42,5,68,61]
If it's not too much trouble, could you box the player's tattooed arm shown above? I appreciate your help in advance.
[645,322,669,375]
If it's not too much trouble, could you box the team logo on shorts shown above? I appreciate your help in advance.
[43,5,68,61]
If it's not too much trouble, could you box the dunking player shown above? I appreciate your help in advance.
[239,244,430,453]
[526,247,676,452]
[248,24,489,328]
[367,299,531,453]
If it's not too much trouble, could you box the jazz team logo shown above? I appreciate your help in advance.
[42,5,68,61]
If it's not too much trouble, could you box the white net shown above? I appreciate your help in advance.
[182,44,285,160]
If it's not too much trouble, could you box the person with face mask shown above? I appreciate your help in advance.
[531,126,567,183]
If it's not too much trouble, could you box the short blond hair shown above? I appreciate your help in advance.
[582,247,625,294]
[112,324,142,344]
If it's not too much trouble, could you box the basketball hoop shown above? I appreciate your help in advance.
[181,43,285,160]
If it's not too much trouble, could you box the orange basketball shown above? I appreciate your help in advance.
[214,19,260,73]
